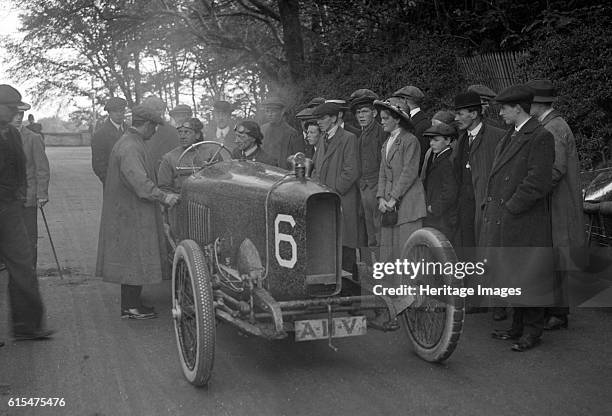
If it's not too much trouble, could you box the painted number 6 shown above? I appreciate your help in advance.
[275,214,297,268]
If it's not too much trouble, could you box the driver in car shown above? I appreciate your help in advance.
[158,118,218,193]
[232,120,278,166]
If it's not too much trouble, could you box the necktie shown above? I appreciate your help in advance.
[468,133,475,146]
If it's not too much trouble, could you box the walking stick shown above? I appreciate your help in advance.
[39,206,64,279]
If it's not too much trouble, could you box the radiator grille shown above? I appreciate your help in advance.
[187,200,211,245]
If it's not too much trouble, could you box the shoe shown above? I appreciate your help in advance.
[491,329,521,341]
[511,335,541,352]
[14,328,54,341]
[121,308,157,320]
[544,315,568,330]
[492,307,508,321]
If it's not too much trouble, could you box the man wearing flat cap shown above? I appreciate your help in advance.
[142,95,180,171]
[468,84,504,128]
[169,104,193,127]
[312,102,364,272]
[482,85,556,352]
[96,105,180,320]
[261,96,305,170]
[91,97,128,185]
[527,79,584,330]
[205,100,237,153]
[0,84,53,341]
[350,89,386,250]
[392,85,431,168]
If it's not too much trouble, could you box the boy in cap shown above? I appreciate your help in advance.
[527,79,584,330]
[312,102,364,272]
[350,90,386,250]
[96,105,180,320]
[326,99,360,136]
[142,95,180,170]
[261,96,305,170]
[422,124,458,240]
[483,85,555,351]
[91,96,127,185]
[0,84,53,340]
[391,85,431,168]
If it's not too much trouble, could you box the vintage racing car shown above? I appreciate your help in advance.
[164,142,465,386]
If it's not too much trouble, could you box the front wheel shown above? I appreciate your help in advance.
[401,228,464,362]
[172,240,216,386]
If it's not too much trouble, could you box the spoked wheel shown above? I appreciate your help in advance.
[172,240,216,386]
[401,228,464,362]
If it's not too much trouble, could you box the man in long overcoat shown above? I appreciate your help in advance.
[91,97,127,185]
[96,106,180,319]
[312,102,364,272]
[482,86,555,352]
[261,96,305,170]
[453,91,505,315]
[527,79,585,330]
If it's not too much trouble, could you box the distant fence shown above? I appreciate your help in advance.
[457,51,527,93]
[43,131,91,146]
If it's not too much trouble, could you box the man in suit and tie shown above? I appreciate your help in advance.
[91,97,127,185]
[311,102,364,272]
[453,91,506,316]
[205,100,237,153]
[483,85,555,351]
[391,86,431,169]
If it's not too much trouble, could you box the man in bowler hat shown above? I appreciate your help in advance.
[483,85,555,351]
[91,97,127,185]
[206,100,237,152]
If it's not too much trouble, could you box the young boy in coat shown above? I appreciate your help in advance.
[422,123,458,241]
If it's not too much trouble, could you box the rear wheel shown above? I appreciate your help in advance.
[401,228,464,362]
[172,240,216,386]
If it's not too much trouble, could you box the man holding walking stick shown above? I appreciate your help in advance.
[0,84,53,341]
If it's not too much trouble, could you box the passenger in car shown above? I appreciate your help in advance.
[232,120,278,166]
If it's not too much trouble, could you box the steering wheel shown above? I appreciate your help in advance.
[176,141,233,172]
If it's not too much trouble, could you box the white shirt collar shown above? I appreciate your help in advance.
[385,128,401,157]
[435,146,452,159]
[515,117,532,132]
[467,122,483,137]
[410,108,421,118]
[326,124,339,139]
[244,145,258,157]
[216,126,230,139]
[109,118,122,132]
[538,108,554,122]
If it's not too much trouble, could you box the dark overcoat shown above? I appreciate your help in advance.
[91,118,125,184]
[453,122,505,246]
[313,126,364,248]
[262,120,305,170]
[376,130,427,225]
[96,129,168,285]
[146,124,180,171]
[423,147,458,240]
[410,110,432,168]
[479,118,555,305]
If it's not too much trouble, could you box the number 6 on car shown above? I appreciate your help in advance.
[166,152,464,387]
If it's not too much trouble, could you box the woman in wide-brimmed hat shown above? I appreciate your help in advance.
[374,100,427,263]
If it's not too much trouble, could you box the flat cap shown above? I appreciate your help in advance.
[432,110,456,126]
[312,102,342,118]
[423,123,456,137]
[212,100,233,114]
[351,95,377,110]
[373,99,412,126]
[104,97,127,112]
[493,85,534,105]
[262,96,285,108]
[132,105,164,125]
[141,95,167,113]
[525,79,557,103]
[454,91,482,110]
[392,86,425,102]
[467,84,497,99]
[306,97,326,108]
[0,84,29,107]
[325,99,349,110]
[296,107,315,120]
[350,89,379,101]
[169,104,193,116]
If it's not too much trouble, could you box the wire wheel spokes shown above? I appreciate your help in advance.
[176,259,198,370]
[403,244,448,348]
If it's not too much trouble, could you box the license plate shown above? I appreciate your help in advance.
[294,316,367,341]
